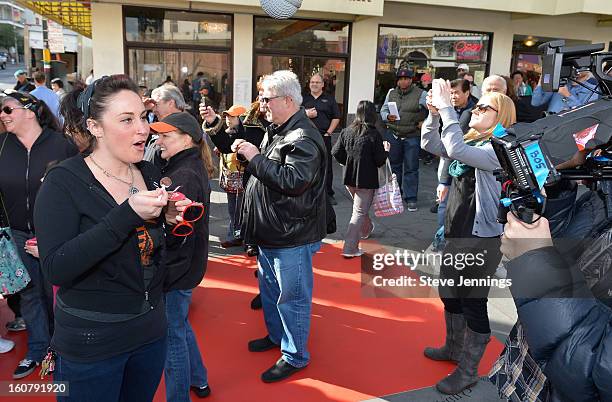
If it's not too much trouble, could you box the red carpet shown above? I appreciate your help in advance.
[0,242,504,401]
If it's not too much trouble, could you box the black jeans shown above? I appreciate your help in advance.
[439,237,502,334]
[323,135,334,196]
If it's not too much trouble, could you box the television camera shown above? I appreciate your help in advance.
[492,40,612,224]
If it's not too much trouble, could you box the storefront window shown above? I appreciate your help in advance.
[375,26,491,109]
[254,18,349,54]
[254,17,351,123]
[124,7,232,111]
[128,48,230,111]
[124,7,231,48]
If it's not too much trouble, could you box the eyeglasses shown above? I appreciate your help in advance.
[472,104,498,114]
[1,106,27,114]
[259,95,284,104]
[167,191,205,237]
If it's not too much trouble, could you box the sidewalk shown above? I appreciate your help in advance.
[209,154,517,401]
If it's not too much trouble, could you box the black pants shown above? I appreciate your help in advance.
[439,237,502,334]
[7,293,21,318]
[323,135,334,196]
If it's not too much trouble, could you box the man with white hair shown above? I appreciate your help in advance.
[149,84,187,120]
[143,84,188,161]
[481,75,507,95]
[233,70,327,383]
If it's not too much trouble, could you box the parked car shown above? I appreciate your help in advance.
[0,53,7,69]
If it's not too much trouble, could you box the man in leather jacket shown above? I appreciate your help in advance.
[232,70,327,383]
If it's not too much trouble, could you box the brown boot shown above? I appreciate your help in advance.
[436,327,490,395]
[424,311,466,363]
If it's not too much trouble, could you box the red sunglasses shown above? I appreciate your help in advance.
[168,192,205,237]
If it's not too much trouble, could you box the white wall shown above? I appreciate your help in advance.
[91,2,124,77]
[233,14,253,107]
[348,18,379,112]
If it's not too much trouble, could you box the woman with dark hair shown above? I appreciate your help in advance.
[33,75,192,401]
[331,100,389,258]
[0,90,77,379]
[150,111,212,400]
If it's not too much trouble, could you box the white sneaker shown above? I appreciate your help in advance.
[0,337,15,353]
[342,248,364,258]
[361,222,375,240]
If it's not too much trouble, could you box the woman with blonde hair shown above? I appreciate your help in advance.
[421,80,516,396]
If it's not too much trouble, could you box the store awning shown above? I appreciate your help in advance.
[15,1,91,38]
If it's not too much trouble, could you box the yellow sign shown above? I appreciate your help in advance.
[43,48,51,63]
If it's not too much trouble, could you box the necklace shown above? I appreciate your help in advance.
[89,156,139,195]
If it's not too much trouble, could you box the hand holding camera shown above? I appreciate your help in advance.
[431,79,453,110]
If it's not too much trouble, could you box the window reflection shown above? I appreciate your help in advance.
[375,26,491,110]
[125,7,232,47]
[255,18,349,54]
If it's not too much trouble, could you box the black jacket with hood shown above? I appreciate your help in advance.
[34,155,181,361]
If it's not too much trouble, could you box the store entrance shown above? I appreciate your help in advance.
[254,54,348,122]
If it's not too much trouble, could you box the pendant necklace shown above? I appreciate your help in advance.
[89,156,139,195]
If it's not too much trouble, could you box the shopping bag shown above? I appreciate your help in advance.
[373,160,404,217]
[0,226,31,296]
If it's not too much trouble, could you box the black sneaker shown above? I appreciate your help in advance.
[6,317,26,332]
[248,335,279,352]
[250,294,262,310]
[191,385,211,398]
[13,359,39,379]
[261,358,305,383]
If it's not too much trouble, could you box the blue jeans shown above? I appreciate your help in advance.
[13,229,52,362]
[384,131,420,202]
[165,290,208,402]
[54,336,167,402]
[226,192,243,241]
[258,241,321,368]
[437,194,448,228]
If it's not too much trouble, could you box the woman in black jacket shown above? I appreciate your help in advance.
[34,75,190,401]
[150,111,213,400]
[0,90,77,378]
[332,100,389,258]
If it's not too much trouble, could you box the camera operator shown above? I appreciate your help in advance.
[489,144,612,401]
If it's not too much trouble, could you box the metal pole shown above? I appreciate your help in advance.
[42,18,51,81]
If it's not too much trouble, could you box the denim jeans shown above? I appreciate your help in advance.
[343,187,375,254]
[54,336,167,402]
[165,290,208,402]
[258,241,321,368]
[226,192,243,241]
[384,131,420,202]
[13,229,52,362]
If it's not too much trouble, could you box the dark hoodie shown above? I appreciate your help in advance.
[34,155,177,362]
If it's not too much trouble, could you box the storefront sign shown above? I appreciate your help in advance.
[454,41,483,60]
[47,21,65,54]
[194,0,383,16]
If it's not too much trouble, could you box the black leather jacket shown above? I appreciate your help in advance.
[242,108,327,248]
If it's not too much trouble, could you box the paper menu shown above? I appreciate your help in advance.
[388,101,400,120]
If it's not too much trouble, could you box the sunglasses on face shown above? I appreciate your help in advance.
[472,104,498,114]
[260,95,284,104]
[1,105,27,114]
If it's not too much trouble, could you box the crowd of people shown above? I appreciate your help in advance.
[0,59,609,402]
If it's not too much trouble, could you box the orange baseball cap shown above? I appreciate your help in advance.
[222,105,246,117]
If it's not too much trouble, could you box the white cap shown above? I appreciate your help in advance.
[456,63,470,72]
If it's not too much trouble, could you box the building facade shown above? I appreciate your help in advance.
[81,0,612,118]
